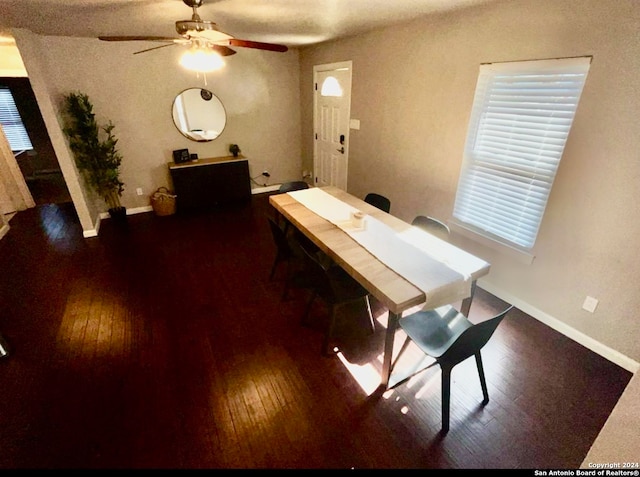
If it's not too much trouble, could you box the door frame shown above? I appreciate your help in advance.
[312,60,352,189]
[0,123,35,215]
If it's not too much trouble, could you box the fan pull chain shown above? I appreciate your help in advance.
[194,70,209,87]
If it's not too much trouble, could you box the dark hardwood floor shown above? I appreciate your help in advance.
[24,170,72,206]
[0,194,631,469]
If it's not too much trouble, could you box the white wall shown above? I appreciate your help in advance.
[0,41,26,77]
[299,0,640,367]
[13,31,302,230]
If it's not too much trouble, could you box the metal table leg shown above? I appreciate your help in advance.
[0,332,9,358]
[460,280,477,317]
[381,311,400,388]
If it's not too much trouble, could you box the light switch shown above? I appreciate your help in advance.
[349,119,360,130]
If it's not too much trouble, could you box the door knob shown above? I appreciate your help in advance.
[336,147,344,154]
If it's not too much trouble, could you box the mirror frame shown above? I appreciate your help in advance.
[171,88,227,142]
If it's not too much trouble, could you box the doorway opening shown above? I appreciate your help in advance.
[1,77,71,207]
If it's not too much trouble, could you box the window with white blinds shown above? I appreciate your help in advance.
[452,57,591,251]
[0,87,33,152]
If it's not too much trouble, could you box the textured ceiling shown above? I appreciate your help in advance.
[0,0,497,47]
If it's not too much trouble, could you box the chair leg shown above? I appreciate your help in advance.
[475,351,489,404]
[281,277,291,301]
[281,259,293,300]
[322,305,338,356]
[364,295,375,334]
[301,291,317,326]
[440,366,452,433]
[270,248,288,281]
[269,254,279,280]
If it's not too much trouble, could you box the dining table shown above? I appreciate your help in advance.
[269,185,491,388]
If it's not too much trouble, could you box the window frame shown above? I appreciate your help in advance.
[451,56,592,260]
[0,86,34,153]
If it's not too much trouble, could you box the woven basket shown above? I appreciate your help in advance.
[151,187,177,216]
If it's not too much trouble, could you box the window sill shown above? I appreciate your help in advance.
[448,221,535,265]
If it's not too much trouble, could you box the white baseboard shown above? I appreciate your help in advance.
[480,280,640,373]
[98,205,153,220]
[127,205,154,215]
[252,185,280,194]
[86,206,154,237]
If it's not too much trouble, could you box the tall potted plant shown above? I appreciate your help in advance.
[62,92,125,219]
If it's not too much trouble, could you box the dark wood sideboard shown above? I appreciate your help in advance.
[168,155,251,213]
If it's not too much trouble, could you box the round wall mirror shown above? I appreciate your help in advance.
[172,88,226,142]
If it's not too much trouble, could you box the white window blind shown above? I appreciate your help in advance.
[453,57,591,251]
[0,87,33,152]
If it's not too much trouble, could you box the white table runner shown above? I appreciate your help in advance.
[288,188,487,310]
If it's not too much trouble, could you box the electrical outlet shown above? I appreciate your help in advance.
[262,170,270,177]
[582,296,598,313]
[136,187,143,196]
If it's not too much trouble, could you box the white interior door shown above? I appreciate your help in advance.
[313,61,352,190]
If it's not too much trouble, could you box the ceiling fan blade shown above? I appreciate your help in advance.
[99,36,180,42]
[227,39,288,53]
[134,43,178,55]
[211,45,237,57]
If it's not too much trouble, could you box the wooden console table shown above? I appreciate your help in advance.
[168,155,251,213]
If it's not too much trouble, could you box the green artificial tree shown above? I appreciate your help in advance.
[62,92,125,218]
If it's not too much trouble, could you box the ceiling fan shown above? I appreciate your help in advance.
[98,0,288,58]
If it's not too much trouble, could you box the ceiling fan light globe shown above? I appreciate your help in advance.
[180,48,225,72]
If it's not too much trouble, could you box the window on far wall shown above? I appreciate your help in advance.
[452,56,591,253]
[0,86,34,153]
[320,76,343,97]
